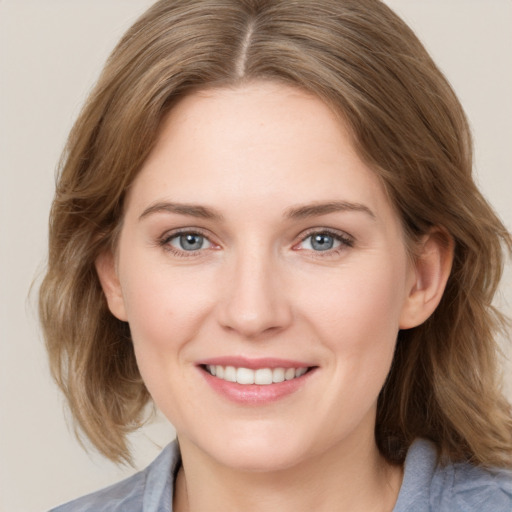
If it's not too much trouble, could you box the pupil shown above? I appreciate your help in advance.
[180,234,203,251]
[312,234,333,251]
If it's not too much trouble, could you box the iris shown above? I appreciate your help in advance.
[310,233,335,251]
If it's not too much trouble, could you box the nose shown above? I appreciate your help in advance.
[216,248,293,339]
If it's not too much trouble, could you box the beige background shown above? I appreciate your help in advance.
[0,1,511,511]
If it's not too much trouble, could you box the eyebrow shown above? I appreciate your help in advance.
[139,202,224,221]
[284,201,376,220]
[138,200,375,222]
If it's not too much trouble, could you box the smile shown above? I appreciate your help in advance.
[204,365,309,385]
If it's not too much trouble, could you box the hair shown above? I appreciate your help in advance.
[39,0,512,466]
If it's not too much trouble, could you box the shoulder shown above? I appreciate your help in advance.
[431,453,512,511]
[394,439,512,512]
[49,441,180,512]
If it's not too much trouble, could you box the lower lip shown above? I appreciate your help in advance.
[200,367,315,405]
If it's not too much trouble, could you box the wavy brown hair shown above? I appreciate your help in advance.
[39,0,512,465]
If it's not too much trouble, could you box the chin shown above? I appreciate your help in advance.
[215,442,307,473]
[188,423,312,473]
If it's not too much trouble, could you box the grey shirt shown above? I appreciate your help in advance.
[50,439,512,511]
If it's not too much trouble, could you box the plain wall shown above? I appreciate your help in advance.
[0,1,510,511]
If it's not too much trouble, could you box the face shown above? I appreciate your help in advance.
[101,82,422,471]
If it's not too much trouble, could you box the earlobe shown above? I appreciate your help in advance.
[399,229,454,330]
[95,251,128,322]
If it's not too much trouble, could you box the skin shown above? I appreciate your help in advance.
[97,81,453,512]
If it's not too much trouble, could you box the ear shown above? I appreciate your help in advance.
[95,251,128,322]
[399,229,454,329]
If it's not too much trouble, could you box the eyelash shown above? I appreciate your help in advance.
[158,228,216,258]
[157,228,354,258]
[294,228,354,257]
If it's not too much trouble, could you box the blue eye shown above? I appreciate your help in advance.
[306,233,338,251]
[298,231,352,252]
[169,233,212,251]
[310,233,336,251]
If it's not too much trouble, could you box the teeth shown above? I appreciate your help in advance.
[285,368,295,380]
[295,367,307,378]
[205,365,309,385]
[273,368,285,383]
[224,366,236,382]
[237,367,254,384]
[255,368,272,385]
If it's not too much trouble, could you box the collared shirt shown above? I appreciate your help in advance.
[50,439,512,511]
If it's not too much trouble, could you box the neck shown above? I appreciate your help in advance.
[173,433,403,512]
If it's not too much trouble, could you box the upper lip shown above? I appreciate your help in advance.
[196,356,314,370]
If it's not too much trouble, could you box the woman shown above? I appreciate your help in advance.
[40,0,512,510]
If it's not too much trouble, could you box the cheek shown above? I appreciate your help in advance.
[301,259,408,421]
[307,260,406,335]
[118,265,213,416]
[296,255,409,388]
[119,258,216,359]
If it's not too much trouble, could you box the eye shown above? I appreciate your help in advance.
[167,232,213,252]
[301,233,340,251]
[296,230,353,253]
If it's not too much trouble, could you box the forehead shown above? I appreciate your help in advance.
[125,81,396,227]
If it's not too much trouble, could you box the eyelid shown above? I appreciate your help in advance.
[160,226,212,242]
[293,227,355,251]
[169,233,213,250]
[158,227,220,256]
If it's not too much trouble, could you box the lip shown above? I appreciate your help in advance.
[197,357,317,405]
